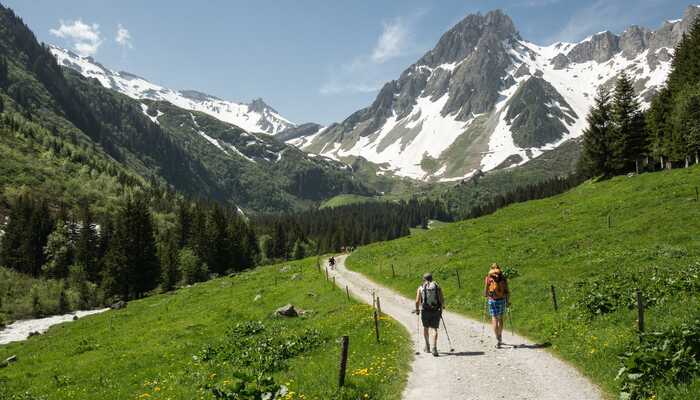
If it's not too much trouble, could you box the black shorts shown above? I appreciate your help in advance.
[421,309,442,329]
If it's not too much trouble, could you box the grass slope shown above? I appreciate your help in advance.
[347,166,700,398]
[0,257,411,400]
[320,195,378,209]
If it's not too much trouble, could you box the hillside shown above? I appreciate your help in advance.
[0,257,411,399]
[290,6,698,182]
[346,166,700,398]
[0,5,369,213]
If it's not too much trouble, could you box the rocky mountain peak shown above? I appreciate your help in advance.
[417,9,519,67]
[249,97,278,114]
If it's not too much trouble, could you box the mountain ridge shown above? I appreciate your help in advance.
[49,45,295,136]
[287,5,699,182]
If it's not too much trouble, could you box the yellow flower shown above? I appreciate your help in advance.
[154,387,161,392]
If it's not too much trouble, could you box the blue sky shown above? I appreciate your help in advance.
[2,0,693,125]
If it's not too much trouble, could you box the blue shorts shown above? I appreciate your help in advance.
[488,298,507,317]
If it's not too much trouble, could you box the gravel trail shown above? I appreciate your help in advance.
[330,255,603,400]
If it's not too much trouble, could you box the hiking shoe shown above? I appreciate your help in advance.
[432,347,439,357]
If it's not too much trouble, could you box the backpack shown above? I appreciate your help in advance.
[487,276,506,299]
[421,282,442,311]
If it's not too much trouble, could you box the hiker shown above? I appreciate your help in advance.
[415,273,444,356]
[329,256,336,270]
[484,263,509,348]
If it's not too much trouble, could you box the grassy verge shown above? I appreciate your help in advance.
[0,257,411,399]
[346,166,700,399]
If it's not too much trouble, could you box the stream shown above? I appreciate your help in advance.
[0,309,109,345]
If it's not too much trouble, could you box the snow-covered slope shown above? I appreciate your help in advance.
[49,46,295,135]
[294,6,698,182]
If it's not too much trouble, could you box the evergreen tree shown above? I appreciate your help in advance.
[74,203,99,282]
[610,72,646,173]
[646,88,673,168]
[0,56,8,88]
[159,233,180,292]
[123,197,160,297]
[42,219,73,278]
[580,87,613,176]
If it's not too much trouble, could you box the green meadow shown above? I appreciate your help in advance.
[0,257,411,400]
[347,166,700,399]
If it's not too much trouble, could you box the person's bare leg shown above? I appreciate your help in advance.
[432,327,438,349]
[423,327,430,351]
[496,317,504,342]
[491,316,498,338]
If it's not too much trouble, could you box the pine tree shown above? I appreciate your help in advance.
[0,56,8,88]
[123,197,160,297]
[74,203,99,282]
[581,87,613,176]
[610,72,645,173]
[646,88,673,168]
[159,233,180,292]
[42,219,73,278]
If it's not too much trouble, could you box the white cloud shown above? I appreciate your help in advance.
[320,11,427,95]
[50,19,102,56]
[319,81,383,95]
[371,17,409,64]
[115,24,133,49]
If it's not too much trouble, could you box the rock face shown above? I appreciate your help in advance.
[505,77,578,148]
[290,5,698,182]
[567,31,620,63]
[275,304,298,317]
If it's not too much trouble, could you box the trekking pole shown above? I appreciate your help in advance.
[480,298,487,343]
[414,310,421,355]
[507,304,515,343]
[440,315,455,352]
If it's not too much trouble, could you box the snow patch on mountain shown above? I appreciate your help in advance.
[50,46,295,135]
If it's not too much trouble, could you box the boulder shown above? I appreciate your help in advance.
[28,331,41,338]
[275,304,298,317]
[73,315,79,321]
[110,300,127,310]
[290,273,301,281]
[0,355,17,368]
[253,294,262,302]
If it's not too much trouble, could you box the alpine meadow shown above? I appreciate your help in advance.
[0,1,699,400]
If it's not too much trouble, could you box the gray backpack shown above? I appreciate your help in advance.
[421,282,441,311]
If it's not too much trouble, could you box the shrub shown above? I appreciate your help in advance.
[179,247,208,285]
[617,319,700,400]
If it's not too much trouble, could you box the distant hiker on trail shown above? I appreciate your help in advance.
[415,273,444,357]
[328,256,336,270]
[484,263,510,348]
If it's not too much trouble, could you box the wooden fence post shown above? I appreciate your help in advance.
[372,290,376,309]
[608,214,612,229]
[391,264,396,278]
[456,269,462,289]
[373,310,380,343]
[332,276,336,288]
[338,335,349,387]
[550,285,558,312]
[696,187,699,202]
[346,285,350,301]
[316,256,321,272]
[637,289,645,335]
[325,267,329,281]
[376,297,382,315]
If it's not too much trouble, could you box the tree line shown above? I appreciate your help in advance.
[0,193,258,306]
[581,18,700,177]
[254,198,452,260]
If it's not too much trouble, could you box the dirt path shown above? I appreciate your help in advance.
[330,255,603,400]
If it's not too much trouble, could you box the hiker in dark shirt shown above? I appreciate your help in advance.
[415,273,444,356]
[328,256,336,270]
